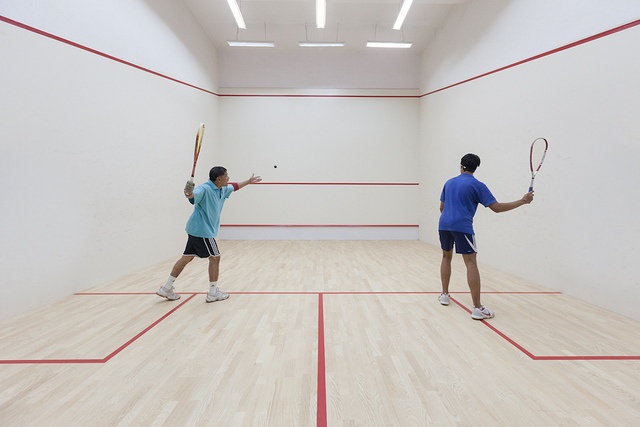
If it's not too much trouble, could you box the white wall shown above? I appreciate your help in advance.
[0,0,218,90]
[219,50,420,89]
[5,0,638,322]
[0,1,219,321]
[215,89,420,240]
[421,0,640,93]
[216,35,423,240]
[418,0,640,320]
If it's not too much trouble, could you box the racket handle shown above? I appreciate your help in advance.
[528,186,533,192]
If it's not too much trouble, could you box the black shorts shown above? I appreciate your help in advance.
[439,230,477,254]
[183,235,221,258]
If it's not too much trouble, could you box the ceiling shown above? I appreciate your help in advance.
[184,0,467,54]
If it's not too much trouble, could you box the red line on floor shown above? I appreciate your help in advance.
[317,293,328,427]
[2,292,636,366]
[450,297,639,361]
[0,293,197,364]
[103,293,198,362]
[0,358,103,365]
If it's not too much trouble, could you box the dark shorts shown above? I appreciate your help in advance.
[183,235,221,258]
[439,230,477,254]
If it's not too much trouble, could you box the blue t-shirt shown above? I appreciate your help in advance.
[185,181,234,238]
[438,173,497,234]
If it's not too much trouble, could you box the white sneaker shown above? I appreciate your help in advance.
[156,286,180,301]
[206,287,229,303]
[471,306,494,320]
[438,293,450,306]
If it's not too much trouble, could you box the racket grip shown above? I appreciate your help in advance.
[528,186,533,192]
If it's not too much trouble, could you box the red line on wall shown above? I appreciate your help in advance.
[0,15,218,96]
[219,93,419,98]
[255,181,418,186]
[421,19,640,97]
[221,224,418,228]
[2,15,638,101]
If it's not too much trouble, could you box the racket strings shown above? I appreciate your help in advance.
[530,138,548,172]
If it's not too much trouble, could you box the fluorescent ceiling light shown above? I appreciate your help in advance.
[299,41,345,47]
[316,0,326,28]
[227,40,275,47]
[393,0,414,30]
[227,0,246,29]
[366,41,412,48]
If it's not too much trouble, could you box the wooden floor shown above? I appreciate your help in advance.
[1,241,639,426]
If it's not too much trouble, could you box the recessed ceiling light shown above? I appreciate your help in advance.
[227,41,275,47]
[299,42,345,47]
[316,0,326,28]
[366,41,412,49]
[226,0,246,29]
[393,0,415,30]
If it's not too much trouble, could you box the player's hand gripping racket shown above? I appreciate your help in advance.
[189,123,205,184]
[528,137,548,192]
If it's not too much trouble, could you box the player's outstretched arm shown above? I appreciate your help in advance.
[488,191,534,213]
[235,174,262,190]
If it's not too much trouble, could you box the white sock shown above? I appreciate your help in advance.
[209,282,217,291]
[163,276,177,289]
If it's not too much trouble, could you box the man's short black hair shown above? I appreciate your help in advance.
[460,153,481,173]
[209,166,227,182]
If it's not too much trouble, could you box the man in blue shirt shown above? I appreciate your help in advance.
[157,166,261,303]
[438,154,533,320]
